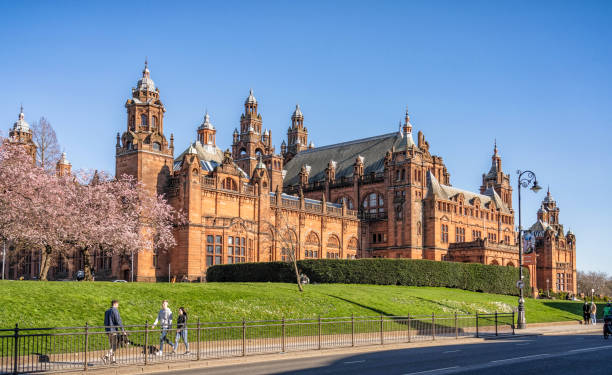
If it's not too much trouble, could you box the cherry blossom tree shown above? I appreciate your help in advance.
[1,137,183,281]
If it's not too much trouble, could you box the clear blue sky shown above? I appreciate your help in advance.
[0,1,610,272]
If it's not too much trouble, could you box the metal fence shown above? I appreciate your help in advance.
[0,312,514,374]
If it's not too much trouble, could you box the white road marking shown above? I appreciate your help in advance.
[403,366,460,375]
[443,350,461,353]
[343,360,366,364]
[569,345,612,353]
[490,353,551,363]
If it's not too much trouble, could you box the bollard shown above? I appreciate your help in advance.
[84,322,89,371]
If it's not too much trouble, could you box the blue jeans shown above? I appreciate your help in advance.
[174,329,189,351]
[159,328,174,352]
[591,313,597,324]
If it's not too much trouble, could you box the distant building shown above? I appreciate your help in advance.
[5,63,576,292]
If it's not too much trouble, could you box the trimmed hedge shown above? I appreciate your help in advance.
[206,258,531,297]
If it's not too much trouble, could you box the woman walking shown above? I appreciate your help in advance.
[174,307,190,354]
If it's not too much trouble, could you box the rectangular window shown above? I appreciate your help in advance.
[206,256,214,266]
[227,256,233,264]
[228,246,233,255]
[215,245,222,254]
[216,235,222,244]
[215,256,222,264]
[441,224,448,243]
[228,236,234,245]
[206,245,214,254]
[207,235,214,243]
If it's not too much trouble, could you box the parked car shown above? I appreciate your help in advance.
[75,270,85,281]
[112,279,127,283]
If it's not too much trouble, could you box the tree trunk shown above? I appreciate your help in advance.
[38,246,53,281]
[81,247,94,281]
[292,257,303,292]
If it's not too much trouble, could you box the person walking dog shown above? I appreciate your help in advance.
[173,307,190,354]
[102,300,125,364]
[151,300,174,355]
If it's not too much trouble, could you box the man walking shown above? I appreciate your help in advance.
[103,300,125,364]
[590,302,598,325]
[151,300,174,355]
[583,301,590,325]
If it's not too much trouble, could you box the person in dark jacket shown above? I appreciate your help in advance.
[583,301,590,324]
[102,300,125,364]
[173,307,189,354]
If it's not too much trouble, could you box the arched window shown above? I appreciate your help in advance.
[304,232,320,259]
[130,115,135,130]
[336,196,354,209]
[151,116,158,131]
[362,193,384,213]
[326,235,340,259]
[141,114,148,126]
[152,142,161,151]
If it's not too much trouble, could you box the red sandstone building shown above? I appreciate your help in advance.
[4,63,577,293]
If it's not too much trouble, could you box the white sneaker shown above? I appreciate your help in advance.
[156,351,162,356]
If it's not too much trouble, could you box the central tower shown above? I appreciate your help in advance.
[116,61,174,195]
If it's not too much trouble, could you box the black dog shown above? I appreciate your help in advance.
[126,339,157,355]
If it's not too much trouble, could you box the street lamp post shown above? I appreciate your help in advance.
[546,279,550,298]
[516,170,542,329]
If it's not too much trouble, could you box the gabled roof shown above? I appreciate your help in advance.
[174,141,248,178]
[284,132,410,186]
[426,171,511,214]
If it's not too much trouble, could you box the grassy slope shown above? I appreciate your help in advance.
[0,281,589,328]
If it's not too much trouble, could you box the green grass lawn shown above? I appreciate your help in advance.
[0,281,593,328]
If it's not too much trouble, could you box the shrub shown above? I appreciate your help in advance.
[206,259,531,297]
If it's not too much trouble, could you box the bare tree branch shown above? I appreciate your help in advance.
[31,117,61,173]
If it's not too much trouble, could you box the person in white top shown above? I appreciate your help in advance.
[151,300,174,355]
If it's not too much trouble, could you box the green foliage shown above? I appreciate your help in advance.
[207,259,531,297]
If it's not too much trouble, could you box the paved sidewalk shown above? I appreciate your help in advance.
[65,321,601,375]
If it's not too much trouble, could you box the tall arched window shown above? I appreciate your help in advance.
[336,196,354,209]
[362,193,384,213]
[304,232,320,259]
[151,116,158,131]
[141,114,148,126]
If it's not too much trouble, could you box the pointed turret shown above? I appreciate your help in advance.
[8,105,37,162]
[480,140,512,209]
[197,110,216,146]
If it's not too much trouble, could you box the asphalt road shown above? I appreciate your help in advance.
[158,333,611,375]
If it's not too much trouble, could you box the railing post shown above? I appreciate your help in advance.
[495,311,498,336]
[512,310,516,335]
[432,313,435,341]
[281,318,286,352]
[84,322,89,371]
[351,314,355,347]
[13,323,19,375]
[196,318,201,361]
[455,313,458,339]
[242,318,246,357]
[318,316,322,350]
[475,312,479,338]
[380,315,384,345]
[407,314,411,343]
[144,320,149,365]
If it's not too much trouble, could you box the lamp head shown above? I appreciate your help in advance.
[531,180,542,193]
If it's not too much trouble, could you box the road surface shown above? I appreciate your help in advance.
[153,332,611,375]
